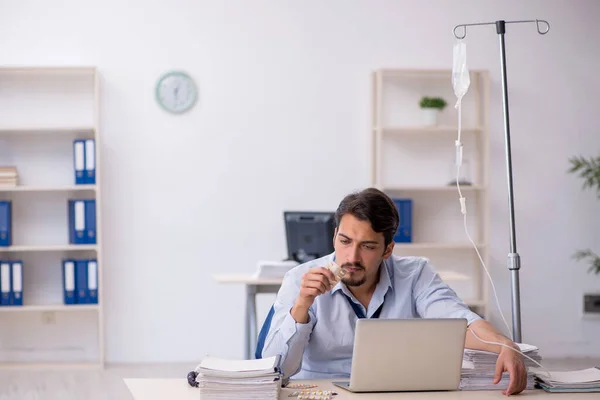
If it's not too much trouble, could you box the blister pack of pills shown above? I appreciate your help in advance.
[287,389,337,399]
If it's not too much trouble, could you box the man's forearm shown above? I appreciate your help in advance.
[262,307,314,378]
[465,320,519,354]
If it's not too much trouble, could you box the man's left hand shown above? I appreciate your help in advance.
[493,345,528,396]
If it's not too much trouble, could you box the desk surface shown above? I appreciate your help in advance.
[124,378,594,399]
[213,270,470,285]
[213,274,285,285]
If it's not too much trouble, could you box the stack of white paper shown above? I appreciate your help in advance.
[252,260,298,279]
[193,355,282,399]
[460,343,542,391]
[532,367,600,393]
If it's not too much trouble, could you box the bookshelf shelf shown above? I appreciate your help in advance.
[0,127,95,135]
[383,185,485,192]
[393,242,485,251]
[0,244,98,253]
[0,361,102,371]
[0,66,103,368]
[371,68,491,318]
[0,304,99,313]
[0,185,96,192]
[379,126,483,135]
[377,68,488,79]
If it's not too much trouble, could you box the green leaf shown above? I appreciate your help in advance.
[573,249,600,275]
[568,154,600,197]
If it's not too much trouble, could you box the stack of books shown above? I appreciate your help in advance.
[460,343,542,391]
[533,367,600,393]
[189,355,282,399]
[0,167,17,188]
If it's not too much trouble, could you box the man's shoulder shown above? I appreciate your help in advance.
[386,254,430,279]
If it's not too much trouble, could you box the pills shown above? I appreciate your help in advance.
[289,389,337,399]
[326,261,346,286]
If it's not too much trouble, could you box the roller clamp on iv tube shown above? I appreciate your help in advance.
[451,18,549,344]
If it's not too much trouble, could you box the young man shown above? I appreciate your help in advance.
[262,188,528,396]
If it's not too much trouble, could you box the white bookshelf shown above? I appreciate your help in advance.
[371,68,491,319]
[0,66,103,368]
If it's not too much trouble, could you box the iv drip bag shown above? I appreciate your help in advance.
[452,41,470,104]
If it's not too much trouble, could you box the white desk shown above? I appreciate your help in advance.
[213,274,283,359]
[214,270,472,360]
[125,378,594,399]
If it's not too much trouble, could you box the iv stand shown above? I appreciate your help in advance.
[452,19,550,344]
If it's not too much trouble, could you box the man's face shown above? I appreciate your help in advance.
[333,214,394,288]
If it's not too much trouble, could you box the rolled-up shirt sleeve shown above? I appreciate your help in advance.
[261,268,315,378]
[413,258,482,326]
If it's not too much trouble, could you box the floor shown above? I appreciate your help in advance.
[0,358,597,399]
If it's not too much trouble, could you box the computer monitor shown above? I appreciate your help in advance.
[284,211,336,263]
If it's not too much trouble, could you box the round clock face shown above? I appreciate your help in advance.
[155,71,197,114]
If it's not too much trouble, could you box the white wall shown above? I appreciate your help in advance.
[0,0,598,363]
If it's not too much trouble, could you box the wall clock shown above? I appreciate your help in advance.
[155,70,198,114]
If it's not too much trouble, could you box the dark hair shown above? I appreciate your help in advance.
[334,188,399,247]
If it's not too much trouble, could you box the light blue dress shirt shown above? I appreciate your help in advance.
[261,252,482,379]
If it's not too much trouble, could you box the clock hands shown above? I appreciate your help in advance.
[173,84,179,105]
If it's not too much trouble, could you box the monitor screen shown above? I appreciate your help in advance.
[284,211,335,263]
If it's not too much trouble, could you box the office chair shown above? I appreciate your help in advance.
[255,305,275,359]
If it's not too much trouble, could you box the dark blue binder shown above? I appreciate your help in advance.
[68,200,87,244]
[63,259,76,305]
[0,201,11,247]
[87,259,98,304]
[0,261,11,306]
[85,200,96,244]
[73,139,86,185]
[84,139,96,184]
[75,259,88,304]
[10,261,22,306]
[393,199,413,243]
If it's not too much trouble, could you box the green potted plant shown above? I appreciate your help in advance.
[419,96,447,126]
[568,154,600,275]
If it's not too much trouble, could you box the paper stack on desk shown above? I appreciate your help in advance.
[532,367,600,393]
[253,260,299,279]
[193,355,282,399]
[460,343,542,391]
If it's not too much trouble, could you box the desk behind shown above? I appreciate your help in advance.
[213,274,283,359]
[124,378,593,399]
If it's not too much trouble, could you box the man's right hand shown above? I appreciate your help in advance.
[290,266,336,323]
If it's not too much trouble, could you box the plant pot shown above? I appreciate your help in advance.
[421,108,439,126]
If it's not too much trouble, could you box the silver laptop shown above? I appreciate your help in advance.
[332,318,467,392]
